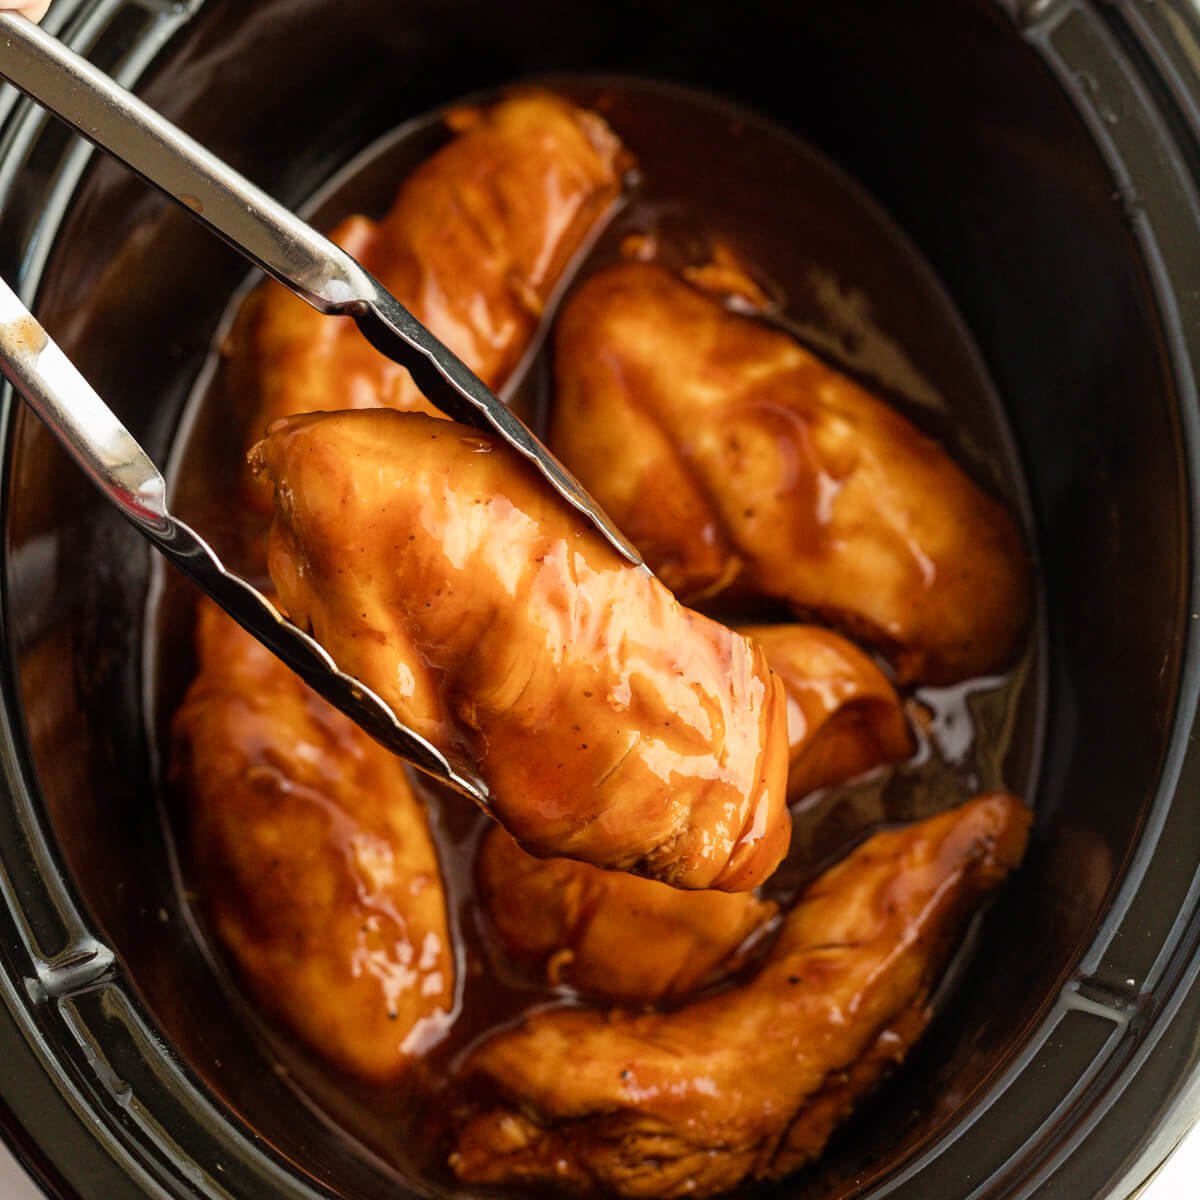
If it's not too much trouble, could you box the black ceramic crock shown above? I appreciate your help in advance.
[1,1,1199,1197]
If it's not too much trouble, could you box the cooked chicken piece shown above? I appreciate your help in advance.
[477,827,776,1003]
[742,624,912,801]
[235,90,627,500]
[252,408,790,891]
[449,793,1030,1198]
[171,599,453,1085]
[475,626,904,1002]
[550,263,1030,683]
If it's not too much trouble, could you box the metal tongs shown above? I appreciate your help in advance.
[0,14,641,806]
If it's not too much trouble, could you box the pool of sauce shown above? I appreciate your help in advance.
[144,77,1045,1193]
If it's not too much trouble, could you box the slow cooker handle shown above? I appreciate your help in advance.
[0,11,642,569]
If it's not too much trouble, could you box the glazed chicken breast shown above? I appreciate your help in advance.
[252,409,791,890]
[449,793,1030,1198]
[476,625,907,1003]
[477,827,777,1003]
[550,263,1031,683]
[235,90,627,499]
[742,624,912,801]
[171,599,454,1085]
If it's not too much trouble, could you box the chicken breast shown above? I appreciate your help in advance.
[171,599,454,1084]
[477,827,776,1003]
[742,624,912,801]
[550,263,1030,683]
[235,90,627,500]
[475,623,908,1003]
[252,409,790,891]
[449,793,1030,1198]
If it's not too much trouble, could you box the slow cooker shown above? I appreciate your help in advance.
[1,0,1199,1196]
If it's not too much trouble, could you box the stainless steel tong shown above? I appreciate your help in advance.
[0,13,641,806]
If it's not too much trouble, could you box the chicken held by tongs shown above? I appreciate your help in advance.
[252,409,791,891]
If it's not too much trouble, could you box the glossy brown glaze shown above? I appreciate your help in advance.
[476,826,777,1003]
[742,624,913,802]
[234,90,627,505]
[448,793,1030,1198]
[171,599,454,1085]
[252,409,791,891]
[550,263,1031,683]
[158,81,1041,1196]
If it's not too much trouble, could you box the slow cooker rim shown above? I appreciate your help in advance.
[0,1,1199,1198]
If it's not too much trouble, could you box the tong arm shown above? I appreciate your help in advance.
[0,12,642,566]
[0,273,492,807]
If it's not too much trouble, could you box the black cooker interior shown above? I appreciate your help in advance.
[3,0,1186,1196]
